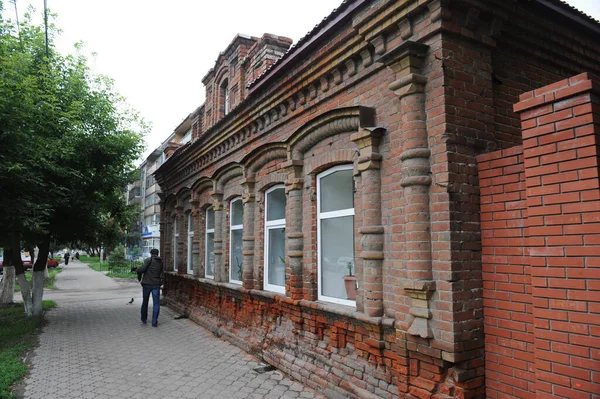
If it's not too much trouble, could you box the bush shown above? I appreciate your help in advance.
[108,246,127,269]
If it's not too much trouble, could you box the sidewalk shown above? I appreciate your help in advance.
[20,260,323,399]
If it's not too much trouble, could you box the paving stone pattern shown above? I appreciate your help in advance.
[22,261,323,399]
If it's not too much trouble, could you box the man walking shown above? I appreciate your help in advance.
[136,248,163,327]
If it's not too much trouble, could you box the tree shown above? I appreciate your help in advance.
[0,4,146,315]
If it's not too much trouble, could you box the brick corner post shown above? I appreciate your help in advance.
[512,72,600,398]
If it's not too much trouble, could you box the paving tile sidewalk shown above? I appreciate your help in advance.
[20,261,323,399]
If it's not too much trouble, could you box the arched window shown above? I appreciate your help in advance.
[221,79,230,116]
[205,207,215,279]
[317,165,355,305]
[264,185,286,294]
[229,197,243,284]
[187,212,194,274]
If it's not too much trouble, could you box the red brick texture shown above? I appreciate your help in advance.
[479,73,600,398]
[154,1,600,397]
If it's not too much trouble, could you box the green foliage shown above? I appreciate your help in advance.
[0,301,56,398]
[108,245,127,269]
[82,252,138,279]
[0,3,147,254]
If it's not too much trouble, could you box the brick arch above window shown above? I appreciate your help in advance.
[164,194,178,213]
[256,173,289,194]
[304,149,357,176]
[287,106,374,160]
[191,177,214,198]
[212,163,244,192]
[241,142,287,178]
[175,187,192,211]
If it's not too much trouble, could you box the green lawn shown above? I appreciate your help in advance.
[14,268,62,292]
[80,256,140,280]
[0,301,56,399]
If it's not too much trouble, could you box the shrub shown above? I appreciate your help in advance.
[108,246,127,270]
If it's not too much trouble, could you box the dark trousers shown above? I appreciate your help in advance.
[141,285,160,325]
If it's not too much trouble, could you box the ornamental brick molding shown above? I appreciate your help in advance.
[154,0,600,397]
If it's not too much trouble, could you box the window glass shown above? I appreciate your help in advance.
[267,188,286,221]
[206,207,214,230]
[206,232,214,277]
[320,216,354,299]
[205,207,215,278]
[188,212,194,232]
[320,169,354,213]
[230,229,243,282]
[231,199,243,225]
[267,227,286,287]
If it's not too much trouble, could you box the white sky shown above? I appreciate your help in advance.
[5,0,600,161]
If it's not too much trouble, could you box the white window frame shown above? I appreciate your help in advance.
[229,197,243,285]
[264,185,286,294]
[187,212,194,275]
[205,206,215,279]
[317,165,356,306]
[173,217,179,272]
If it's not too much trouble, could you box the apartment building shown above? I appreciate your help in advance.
[127,115,193,258]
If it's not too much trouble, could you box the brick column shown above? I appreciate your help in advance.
[211,191,225,283]
[513,72,600,398]
[351,127,385,317]
[381,41,435,338]
[241,177,256,289]
[283,160,304,300]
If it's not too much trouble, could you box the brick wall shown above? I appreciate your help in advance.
[479,73,600,398]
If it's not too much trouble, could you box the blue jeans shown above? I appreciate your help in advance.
[141,285,160,325]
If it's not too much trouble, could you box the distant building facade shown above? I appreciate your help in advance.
[127,115,194,258]
[155,1,600,398]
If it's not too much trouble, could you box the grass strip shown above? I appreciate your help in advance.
[80,258,139,280]
[0,300,57,399]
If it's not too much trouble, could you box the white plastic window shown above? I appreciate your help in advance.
[229,198,243,284]
[205,207,215,279]
[173,217,179,272]
[187,212,194,274]
[264,185,286,294]
[317,165,355,306]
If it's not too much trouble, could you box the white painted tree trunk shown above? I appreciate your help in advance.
[32,271,44,316]
[0,266,16,304]
[17,273,33,317]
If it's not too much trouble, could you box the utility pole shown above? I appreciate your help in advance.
[10,0,20,41]
[43,0,49,57]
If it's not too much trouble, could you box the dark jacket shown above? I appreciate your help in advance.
[136,256,163,286]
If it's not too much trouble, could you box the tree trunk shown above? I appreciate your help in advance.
[8,232,32,316]
[0,266,15,304]
[31,237,50,316]
[17,273,33,317]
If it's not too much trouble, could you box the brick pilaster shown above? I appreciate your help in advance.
[211,191,225,283]
[283,160,304,300]
[513,73,600,398]
[351,127,386,317]
[241,178,256,290]
[381,41,435,338]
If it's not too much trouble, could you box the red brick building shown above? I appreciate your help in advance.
[155,1,600,397]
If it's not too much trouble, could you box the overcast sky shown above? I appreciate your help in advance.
[6,0,600,161]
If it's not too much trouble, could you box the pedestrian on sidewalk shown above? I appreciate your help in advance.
[135,248,163,327]
[64,252,70,265]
